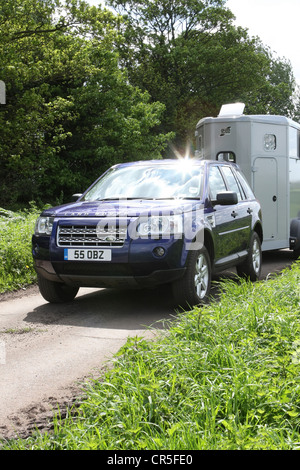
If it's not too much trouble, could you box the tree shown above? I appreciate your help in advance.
[107,0,298,155]
[243,48,297,117]
[0,0,172,206]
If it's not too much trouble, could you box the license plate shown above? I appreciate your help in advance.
[64,249,112,261]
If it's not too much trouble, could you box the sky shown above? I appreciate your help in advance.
[226,0,300,86]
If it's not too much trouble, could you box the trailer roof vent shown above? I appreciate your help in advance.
[218,103,245,117]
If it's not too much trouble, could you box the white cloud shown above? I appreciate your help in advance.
[226,0,300,84]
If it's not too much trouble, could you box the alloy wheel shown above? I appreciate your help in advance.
[194,253,209,299]
[252,238,261,275]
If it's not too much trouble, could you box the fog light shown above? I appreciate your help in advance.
[153,247,165,257]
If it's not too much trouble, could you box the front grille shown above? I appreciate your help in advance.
[57,223,127,247]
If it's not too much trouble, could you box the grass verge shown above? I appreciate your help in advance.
[2,261,300,450]
[0,205,39,293]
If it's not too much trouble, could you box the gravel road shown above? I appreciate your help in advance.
[0,249,294,440]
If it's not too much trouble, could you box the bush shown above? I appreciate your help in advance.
[0,205,39,292]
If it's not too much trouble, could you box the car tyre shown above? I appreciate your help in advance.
[236,232,262,281]
[172,246,211,308]
[37,274,79,303]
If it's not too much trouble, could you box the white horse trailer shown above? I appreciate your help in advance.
[195,103,300,256]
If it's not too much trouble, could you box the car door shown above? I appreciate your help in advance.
[219,165,251,254]
[207,165,241,261]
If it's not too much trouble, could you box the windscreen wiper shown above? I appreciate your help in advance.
[96,197,154,201]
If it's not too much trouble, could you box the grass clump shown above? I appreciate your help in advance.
[0,204,39,293]
[3,262,300,450]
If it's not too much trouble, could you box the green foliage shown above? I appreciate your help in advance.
[0,0,171,206]
[0,0,299,202]
[4,261,300,450]
[108,0,299,155]
[0,204,39,292]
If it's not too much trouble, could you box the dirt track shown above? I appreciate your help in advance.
[0,249,295,441]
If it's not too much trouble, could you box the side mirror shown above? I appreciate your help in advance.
[71,193,82,202]
[216,191,238,205]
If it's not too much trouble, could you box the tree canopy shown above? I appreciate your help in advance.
[108,0,299,154]
[0,0,172,205]
[0,0,299,206]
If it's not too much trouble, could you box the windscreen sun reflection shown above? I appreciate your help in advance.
[175,153,197,177]
[83,150,203,201]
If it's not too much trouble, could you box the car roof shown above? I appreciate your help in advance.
[114,159,239,169]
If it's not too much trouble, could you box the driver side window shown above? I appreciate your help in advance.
[209,166,227,200]
[220,166,243,201]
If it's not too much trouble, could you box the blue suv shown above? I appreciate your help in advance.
[32,159,263,307]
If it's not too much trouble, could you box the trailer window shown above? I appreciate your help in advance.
[195,131,203,158]
[264,134,276,151]
[289,127,300,158]
[216,152,236,162]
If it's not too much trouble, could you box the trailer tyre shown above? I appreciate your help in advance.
[37,274,79,303]
[294,248,300,260]
[236,232,262,281]
[290,219,300,259]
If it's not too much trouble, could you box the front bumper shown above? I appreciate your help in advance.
[34,259,186,288]
[32,231,187,289]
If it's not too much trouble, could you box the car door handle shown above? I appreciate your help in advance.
[231,211,238,218]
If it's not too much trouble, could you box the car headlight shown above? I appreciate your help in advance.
[136,215,183,238]
[34,216,54,235]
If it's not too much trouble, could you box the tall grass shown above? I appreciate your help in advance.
[0,205,39,292]
[3,261,300,450]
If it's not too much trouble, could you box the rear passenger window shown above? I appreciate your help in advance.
[236,170,255,199]
[221,166,243,201]
[209,166,227,200]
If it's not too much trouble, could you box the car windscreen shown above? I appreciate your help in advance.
[82,163,204,201]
